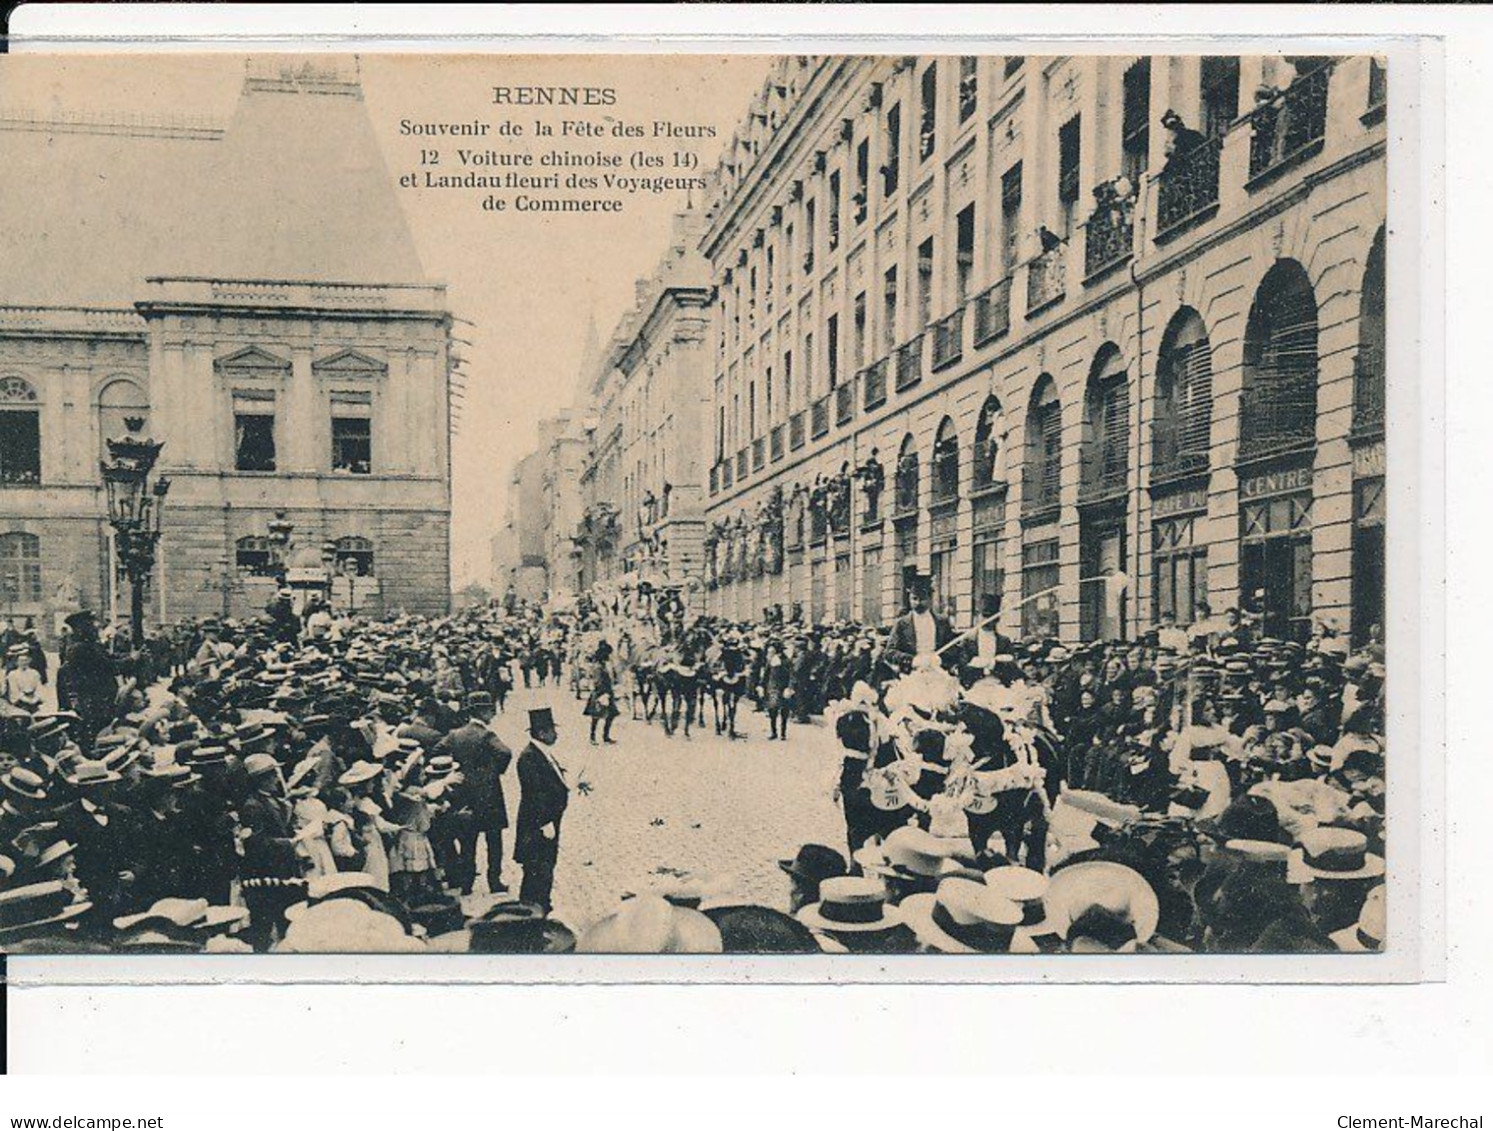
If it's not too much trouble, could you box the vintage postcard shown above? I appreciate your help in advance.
[0,48,1402,964]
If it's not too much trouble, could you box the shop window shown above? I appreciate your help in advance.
[1021,537,1060,639]
[1153,516,1208,626]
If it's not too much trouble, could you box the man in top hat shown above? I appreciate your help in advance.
[432,700,513,896]
[883,574,955,674]
[514,707,569,914]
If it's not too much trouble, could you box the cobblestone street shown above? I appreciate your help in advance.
[480,681,847,932]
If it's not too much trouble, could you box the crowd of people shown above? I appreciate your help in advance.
[0,573,1386,956]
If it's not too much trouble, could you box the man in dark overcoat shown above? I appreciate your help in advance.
[514,707,569,914]
[433,694,512,896]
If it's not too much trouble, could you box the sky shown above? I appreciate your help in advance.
[0,50,773,589]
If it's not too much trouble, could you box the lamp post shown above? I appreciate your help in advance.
[101,416,169,646]
[267,511,296,586]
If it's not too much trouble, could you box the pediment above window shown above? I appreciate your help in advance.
[312,348,388,377]
[214,346,292,376]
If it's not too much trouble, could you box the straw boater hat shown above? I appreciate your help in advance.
[0,880,92,938]
[900,877,1024,954]
[796,875,903,935]
[984,866,1063,950]
[337,760,383,787]
[62,760,121,789]
[1043,861,1161,953]
[1329,883,1386,953]
[114,897,211,932]
[576,894,723,954]
[1289,827,1385,883]
[2,767,48,803]
[864,826,973,881]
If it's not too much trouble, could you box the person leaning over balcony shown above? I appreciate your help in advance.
[1161,109,1207,172]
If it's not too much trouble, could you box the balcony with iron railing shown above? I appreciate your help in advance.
[1084,194,1135,281]
[1247,63,1331,187]
[1026,245,1067,316]
[770,423,786,463]
[834,381,856,426]
[789,410,807,451]
[736,447,749,480]
[1351,352,1385,439]
[752,437,766,472]
[721,460,734,490]
[709,464,720,495]
[1154,137,1222,241]
[931,307,965,371]
[1022,462,1062,520]
[972,277,1012,347]
[1079,441,1129,504]
[862,358,889,411]
[1237,386,1318,463]
[1151,446,1211,485]
[811,395,831,439]
[895,333,925,392]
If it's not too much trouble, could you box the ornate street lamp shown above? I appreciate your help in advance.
[101,416,169,645]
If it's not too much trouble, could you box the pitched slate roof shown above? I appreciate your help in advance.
[0,63,427,310]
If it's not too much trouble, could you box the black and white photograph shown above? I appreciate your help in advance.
[0,47,1396,961]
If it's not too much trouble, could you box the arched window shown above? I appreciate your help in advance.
[972,395,1004,491]
[335,536,375,577]
[1153,309,1214,478]
[0,532,41,605]
[1023,375,1062,516]
[0,376,40,486]
[931,417,960,506]
[894,434,920,515]
[98,378,150,468]
[1354,227,1386,433]
[1080,345,1130,501]
[1240,259,1319,460]
[235,536,276,577]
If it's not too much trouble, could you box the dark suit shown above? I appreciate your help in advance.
[434,721,513,893]
[882,610,956,672]
[515,741,569,912]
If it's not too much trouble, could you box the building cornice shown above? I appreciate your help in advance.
[701,56,873,263]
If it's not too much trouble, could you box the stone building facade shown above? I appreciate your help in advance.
[578,211,713,602]
[700,53,1387,644]
[0,59,454,636]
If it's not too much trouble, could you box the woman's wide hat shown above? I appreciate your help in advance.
[900,877,1024,954]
